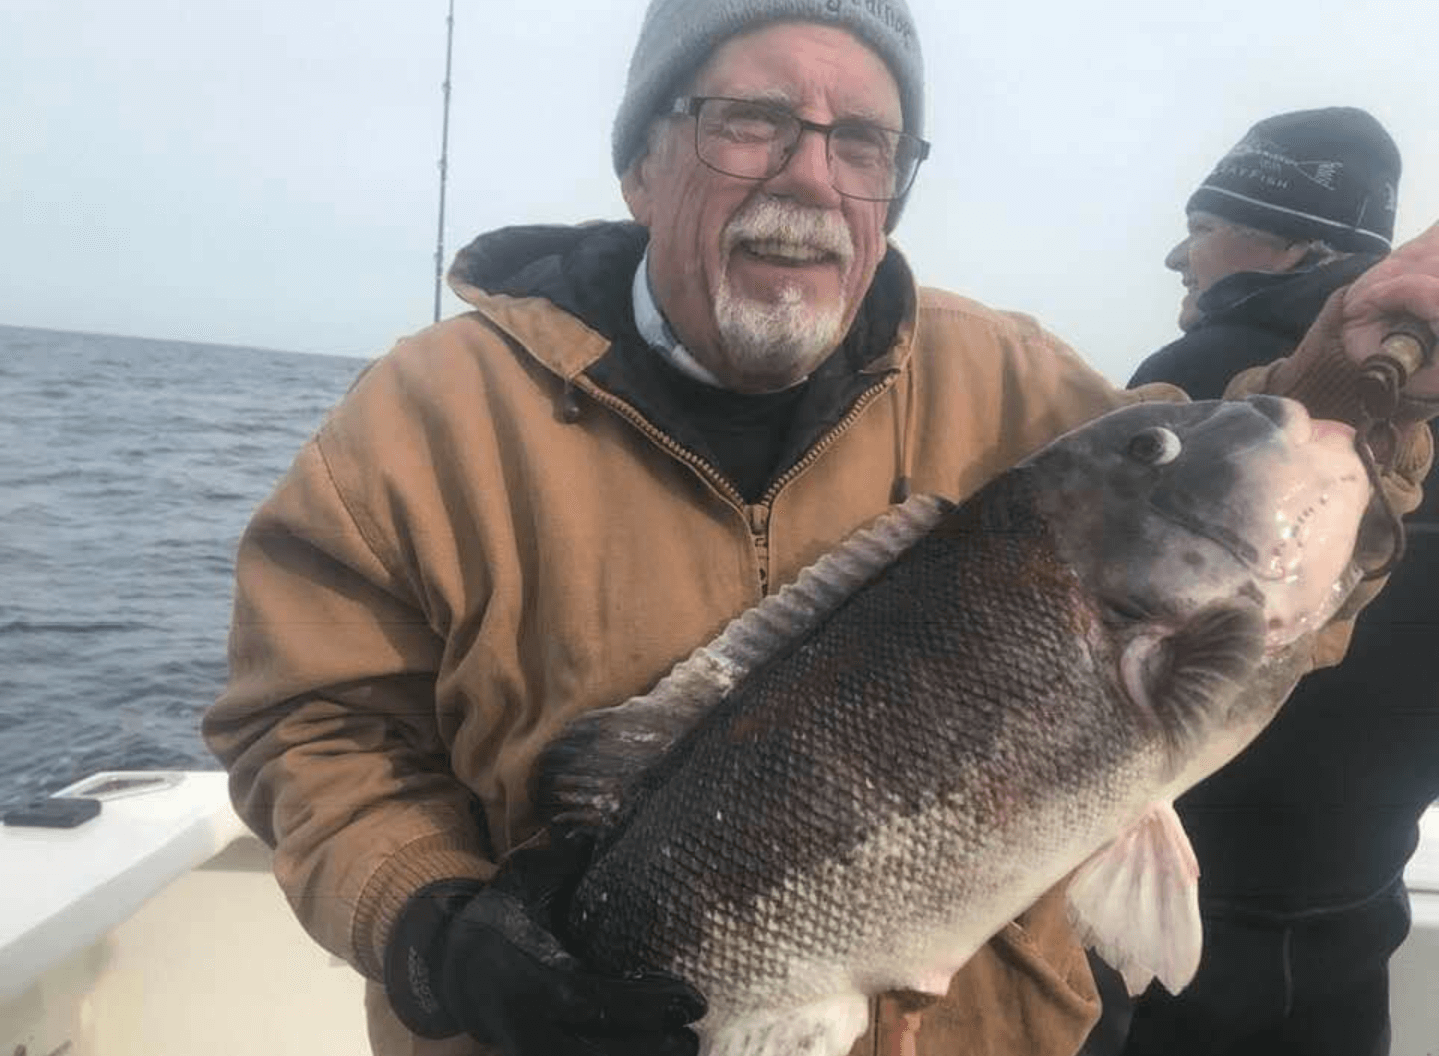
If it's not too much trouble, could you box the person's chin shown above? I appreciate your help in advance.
[715,299,842,383]
[1177,302,1201,332]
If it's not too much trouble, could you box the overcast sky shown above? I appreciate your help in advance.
[4,0,1436,383]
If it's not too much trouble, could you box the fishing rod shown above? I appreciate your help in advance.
[433,0,456,323]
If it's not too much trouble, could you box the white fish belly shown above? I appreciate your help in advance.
[683,792,1125,1056]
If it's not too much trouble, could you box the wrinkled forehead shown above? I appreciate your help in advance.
[689,21,902,126]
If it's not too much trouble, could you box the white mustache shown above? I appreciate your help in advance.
[722,198,854,265]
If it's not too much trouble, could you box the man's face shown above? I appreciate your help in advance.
[1165,210,1308,331]
[623,22,899,393]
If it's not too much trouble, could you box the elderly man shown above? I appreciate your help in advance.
[203,4,1439,1055]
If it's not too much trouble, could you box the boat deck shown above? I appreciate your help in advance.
[3,771,1437,1054]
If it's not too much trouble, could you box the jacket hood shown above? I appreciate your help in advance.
[448,222,650,344]
[443,220,920,504]
[445,219,917,377]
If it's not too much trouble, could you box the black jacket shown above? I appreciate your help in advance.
[1129,258,1439,914]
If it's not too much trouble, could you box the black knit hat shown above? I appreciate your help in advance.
[1187,107,1401,254]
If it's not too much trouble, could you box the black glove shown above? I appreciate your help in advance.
[384,833,706,1055]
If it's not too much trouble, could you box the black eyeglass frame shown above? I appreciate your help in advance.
[669,95,931,202]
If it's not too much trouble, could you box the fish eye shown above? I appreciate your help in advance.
[1126,426,1182,466]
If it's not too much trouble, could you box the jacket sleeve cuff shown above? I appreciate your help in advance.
[352,831,496,981]
[382,878,488,1038]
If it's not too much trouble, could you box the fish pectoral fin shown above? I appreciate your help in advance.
[1132,602,1266,747]
[1065,801,1201,997]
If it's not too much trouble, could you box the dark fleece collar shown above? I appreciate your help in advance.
[1195,254,1381,343]
[447,220,912,502]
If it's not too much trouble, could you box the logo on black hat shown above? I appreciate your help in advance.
[1225,135,1343,190]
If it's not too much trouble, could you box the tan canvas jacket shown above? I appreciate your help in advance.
[203,226,1430,1056]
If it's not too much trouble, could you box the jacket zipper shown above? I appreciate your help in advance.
[760,372,900,504]
[575,371,900,594]
[575,380,746,503]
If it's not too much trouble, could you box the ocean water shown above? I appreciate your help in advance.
[0,324,369,808]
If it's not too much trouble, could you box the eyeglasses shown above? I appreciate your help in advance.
[670,96,930,203]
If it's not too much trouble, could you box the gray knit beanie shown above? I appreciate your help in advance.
[613,0,925,223]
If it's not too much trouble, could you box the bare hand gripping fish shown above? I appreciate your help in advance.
[533,395,1376,1056]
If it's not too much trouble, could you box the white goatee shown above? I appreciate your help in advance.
[713,198,855,391]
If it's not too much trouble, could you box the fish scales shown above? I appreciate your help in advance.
[572,468,1147,997]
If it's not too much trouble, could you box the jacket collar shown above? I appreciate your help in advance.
[1194,254,1382,341]
[445,220,920,384]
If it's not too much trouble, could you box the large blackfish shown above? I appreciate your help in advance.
[534,396,1375,1056]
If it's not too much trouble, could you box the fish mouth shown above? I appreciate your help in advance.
[1146,498,1263,573]
[1147,413,1365,582]
[1144,488,1365,652]
[1149,475,1364,583]
[1307,418,1357,445]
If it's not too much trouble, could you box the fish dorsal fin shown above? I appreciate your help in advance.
[536,493,952,829]
[1066,801,1202,996]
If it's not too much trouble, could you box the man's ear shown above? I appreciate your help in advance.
[1281,239,1329,272]
[623,126,672,227]
[621,155,655,227]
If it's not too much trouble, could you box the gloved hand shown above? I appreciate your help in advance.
[384,832,706,1055]
[1340,220,1439,409]
[1277,222,1439,430]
